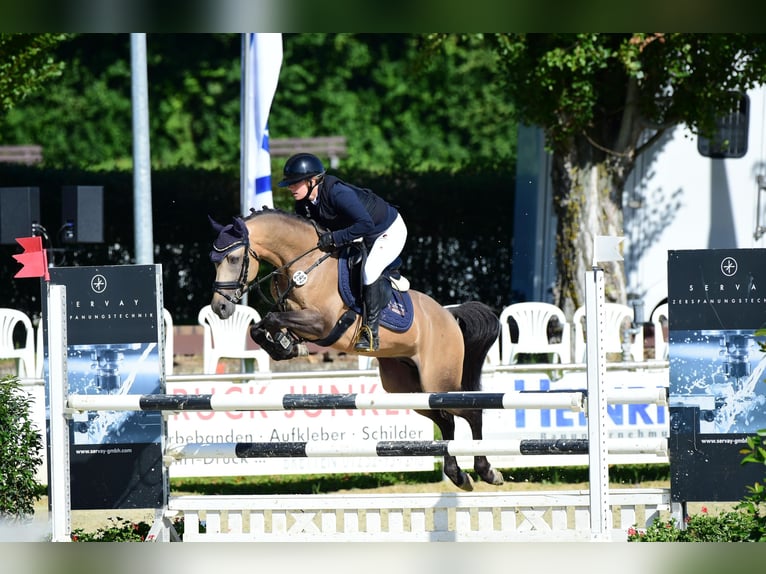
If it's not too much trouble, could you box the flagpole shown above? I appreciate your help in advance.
[131,33,154,265]
[240,33,251,218]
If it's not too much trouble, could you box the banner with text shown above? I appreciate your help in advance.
[45,265,165,510]
[166,374,435,477]
[668,249,766,502]
[455,369,669,468]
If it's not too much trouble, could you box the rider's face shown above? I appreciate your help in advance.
[287,178,313,201]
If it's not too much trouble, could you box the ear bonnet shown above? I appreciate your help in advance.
[209,216,249,262]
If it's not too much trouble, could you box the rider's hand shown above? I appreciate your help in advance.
[317,232,336,252]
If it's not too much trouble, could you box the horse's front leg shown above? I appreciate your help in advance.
[258,309,326,338]
[250,309,326,361]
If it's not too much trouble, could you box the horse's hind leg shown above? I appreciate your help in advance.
[379,357,474,490]
[459,409,504,486]
[417,409,474,491]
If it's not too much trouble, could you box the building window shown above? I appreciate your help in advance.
[698,92,749,159]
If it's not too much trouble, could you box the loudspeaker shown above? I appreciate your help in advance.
[0,187,40,245]
[62,185,103,243]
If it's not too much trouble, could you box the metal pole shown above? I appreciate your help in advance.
[239,34,250,309]
[240,33,250,219]
[131,33,154,265]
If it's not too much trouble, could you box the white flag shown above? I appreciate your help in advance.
[593,235,624,265]
[241,33,282,213]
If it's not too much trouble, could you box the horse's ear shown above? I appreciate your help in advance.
[233,216,249,237]
[208,215,225,233]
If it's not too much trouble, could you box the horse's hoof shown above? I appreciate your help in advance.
[458,473,474,492]
[489,469,504,486]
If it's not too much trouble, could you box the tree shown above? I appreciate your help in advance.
[272,33,516,172]
[440,33,766,316]
[0,34,516,173]
[0,34,69,113]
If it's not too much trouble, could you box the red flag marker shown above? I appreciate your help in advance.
[13,236,50,280]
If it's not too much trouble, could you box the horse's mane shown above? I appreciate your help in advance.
[242,206,311,226]
[242,206,325,234]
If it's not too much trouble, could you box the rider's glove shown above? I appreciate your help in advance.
[317,232,336,252]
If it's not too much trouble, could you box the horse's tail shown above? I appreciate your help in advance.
[447,301,500,392]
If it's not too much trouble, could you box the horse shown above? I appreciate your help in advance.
[208,208,504,490]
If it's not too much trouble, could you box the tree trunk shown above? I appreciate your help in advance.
[550,137,627,319]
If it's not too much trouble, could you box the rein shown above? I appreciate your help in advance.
[213,240,333,309]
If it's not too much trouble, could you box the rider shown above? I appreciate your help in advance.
[278,152,407,352]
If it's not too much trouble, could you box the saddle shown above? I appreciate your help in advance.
[336,244,414,333]
[250,244,415,359]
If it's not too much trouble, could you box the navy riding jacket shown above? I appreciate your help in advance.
[294,175,398,247]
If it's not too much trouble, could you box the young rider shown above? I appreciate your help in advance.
[278,152,407,352]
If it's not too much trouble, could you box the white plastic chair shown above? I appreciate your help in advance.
[0,308,36,378]
[35,320,44,378]
[650,303,669,361]
[498,302,571,365]
[197,304,270,373]
[573,303,644,362]
[486,335,502,366]
[162,308,175,375]
[358,355,374,369]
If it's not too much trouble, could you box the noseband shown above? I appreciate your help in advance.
[212,241,260,304]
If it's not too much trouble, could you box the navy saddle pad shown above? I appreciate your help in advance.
[336,252,414,332]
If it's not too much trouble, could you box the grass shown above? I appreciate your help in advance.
[168,464,671,495]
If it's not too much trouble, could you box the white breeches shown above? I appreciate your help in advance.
[363,214,407,285]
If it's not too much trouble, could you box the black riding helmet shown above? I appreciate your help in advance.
[277,153,326,187]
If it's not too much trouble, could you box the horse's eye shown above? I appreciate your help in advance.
[226,253,240,265]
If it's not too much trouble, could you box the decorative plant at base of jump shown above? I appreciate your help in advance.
[737,428,766,541]
[0,375,43,522]
[627,509,761,542]
[736,327,766,540]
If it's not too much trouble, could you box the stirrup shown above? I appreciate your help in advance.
[354,325,378,352]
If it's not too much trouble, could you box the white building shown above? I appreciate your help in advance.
[512,85,766,319]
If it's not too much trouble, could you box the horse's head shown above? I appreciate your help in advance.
[208,215,260,319]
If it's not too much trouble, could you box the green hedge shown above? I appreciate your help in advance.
[0,164,514,325]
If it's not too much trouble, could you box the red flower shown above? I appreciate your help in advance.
[701,506,708,514]
[627,527,637,536]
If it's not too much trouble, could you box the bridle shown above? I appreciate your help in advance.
[211,239,261,304]
[212,237,333,309]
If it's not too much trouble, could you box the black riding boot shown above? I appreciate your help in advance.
[355,278,386,352]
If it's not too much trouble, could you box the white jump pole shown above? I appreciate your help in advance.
[585,265,609,540]
[47,283,71,542]
[587,235,624,541]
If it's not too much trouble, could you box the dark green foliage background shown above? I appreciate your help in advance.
[0,164,514,325]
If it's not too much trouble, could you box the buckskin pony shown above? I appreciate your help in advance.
[208,208,503,490]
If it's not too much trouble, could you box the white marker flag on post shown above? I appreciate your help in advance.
[593,235,624,266]
[241,33,283,214]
